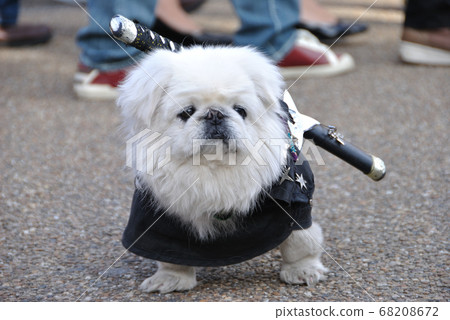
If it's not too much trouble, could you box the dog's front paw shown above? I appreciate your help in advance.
[280,257,328,286]
[140,267,197,293]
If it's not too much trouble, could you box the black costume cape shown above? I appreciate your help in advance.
[122,155,315,267]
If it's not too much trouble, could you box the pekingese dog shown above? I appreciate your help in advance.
[118,46,327,293]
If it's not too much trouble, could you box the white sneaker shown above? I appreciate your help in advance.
[400,27,450,66]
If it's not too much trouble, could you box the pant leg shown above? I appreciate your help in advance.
[76,0,157,71]
[230,0,299,62]
[404,0,450,29]
[0,0,19,27]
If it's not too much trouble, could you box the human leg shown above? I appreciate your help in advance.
[0,0,19,26]
[74,0,157,99]
[230,0,355,78]
[0,0,52,46]
[230,0,299,62]
[298,0,368,43]
[400,0,450,65]
[76,0,157,71]
[152,0,232,47]
[404,0,450,30]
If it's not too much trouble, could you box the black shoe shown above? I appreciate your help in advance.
[152,18,233,47]
[296,20,368,43]
[0,24,52,47]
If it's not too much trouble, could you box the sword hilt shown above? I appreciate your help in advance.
[110,14,181,53]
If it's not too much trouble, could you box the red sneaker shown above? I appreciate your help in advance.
[73,63,129,100]
[278,30,355,79]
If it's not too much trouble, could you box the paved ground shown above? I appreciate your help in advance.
[0,0,448,302]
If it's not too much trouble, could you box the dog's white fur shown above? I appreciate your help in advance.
[119,46,326,293]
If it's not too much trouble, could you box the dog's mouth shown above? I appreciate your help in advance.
[203,130,230,143]
[201,109,234,142]
[202,122,233,143]
[193,129,238,162]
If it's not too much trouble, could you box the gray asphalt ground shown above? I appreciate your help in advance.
[0,0,448,302]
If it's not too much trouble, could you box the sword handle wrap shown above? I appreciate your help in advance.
[303,124,386,181]
[110,14,181,53]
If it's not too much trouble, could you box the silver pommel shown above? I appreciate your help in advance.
[109,14,181,53]
[110,14,138,44]
[367,156,386,181]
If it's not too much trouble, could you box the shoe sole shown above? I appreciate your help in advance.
[73,71,119,100]
[279,53,355,79]
[73,71,89,84]
[0,34,52,47]
[399,41,450,66]
[74,83,119,101]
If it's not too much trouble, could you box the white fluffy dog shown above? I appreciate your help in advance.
[118,46,327,293]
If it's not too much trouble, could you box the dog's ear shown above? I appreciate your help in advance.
[240,47,285,112]
[117,51,173,133]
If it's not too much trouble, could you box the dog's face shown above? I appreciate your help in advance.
[119,46,287,159]
[118,46,289,238]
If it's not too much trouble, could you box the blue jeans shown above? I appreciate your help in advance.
[76,0,157,71]
[76,0,299,70]
[0,0,19,27]
[231,0,299,62]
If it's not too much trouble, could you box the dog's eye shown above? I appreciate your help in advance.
[177,106,196,121]
[233,105,247,119]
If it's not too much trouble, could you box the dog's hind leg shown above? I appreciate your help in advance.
[279,223,328,286]
[140,262,197,293]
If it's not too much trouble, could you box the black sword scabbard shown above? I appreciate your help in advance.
[303,125,386,181]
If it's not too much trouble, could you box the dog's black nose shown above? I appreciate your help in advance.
[204,109,224,123]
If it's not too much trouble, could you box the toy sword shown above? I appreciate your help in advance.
[110,14,386,181]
